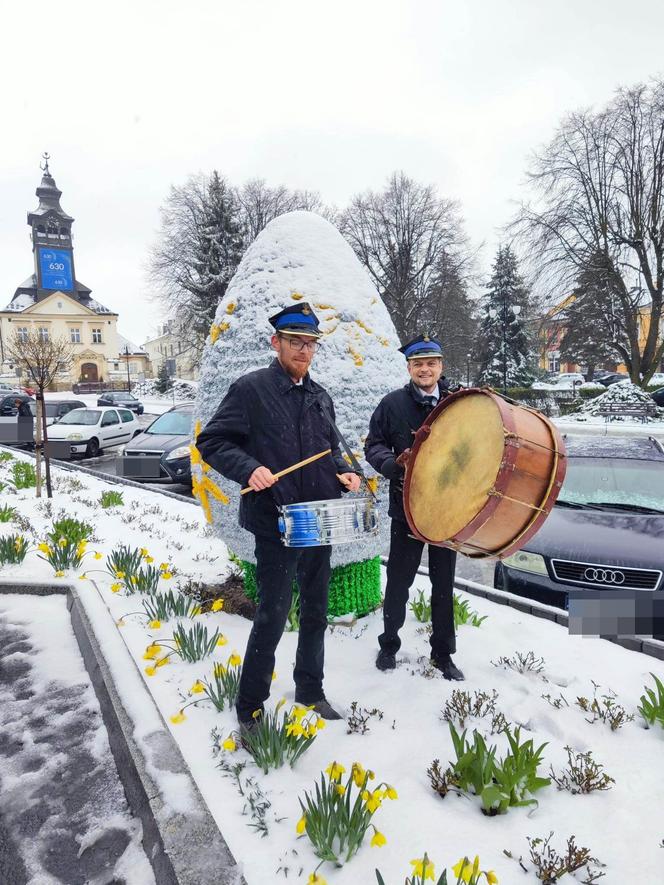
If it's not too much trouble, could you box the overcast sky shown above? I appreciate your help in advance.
[2,0,664,343]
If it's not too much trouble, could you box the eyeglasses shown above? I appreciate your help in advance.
[281,335,319,353]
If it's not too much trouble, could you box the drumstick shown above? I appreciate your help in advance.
[240,448,332,495]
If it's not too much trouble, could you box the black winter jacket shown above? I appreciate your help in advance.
[196,359,349,538]
[364,379,450,522]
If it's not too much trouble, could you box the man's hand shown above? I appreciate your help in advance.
[247,465,278,492]
[337,472,362,492]
[395,448,412,469]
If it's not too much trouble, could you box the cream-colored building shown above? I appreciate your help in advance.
[142,322,199,381]
[0,159,151,389]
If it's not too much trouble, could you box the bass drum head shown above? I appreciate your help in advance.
[407,393,505,543]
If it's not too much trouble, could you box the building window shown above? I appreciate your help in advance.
[70,328,81,343]
[548,352,560,373]
[113,362,119,370]
[17,327,28,343]
[92,328,102,344]
[38,327,49,342]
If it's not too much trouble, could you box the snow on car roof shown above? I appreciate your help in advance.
[563,434,664,461]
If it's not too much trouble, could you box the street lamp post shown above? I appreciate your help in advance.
[466,352,471,387]
[123,344,131,394]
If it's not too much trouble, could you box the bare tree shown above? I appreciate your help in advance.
[514,80,664,384]
[235,178,324,241]
[7,330,74,498]
[340,172,472,343]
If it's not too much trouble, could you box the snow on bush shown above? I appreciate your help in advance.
[193,210,405,567]
[133,378,198,401]
[577,380,663,415]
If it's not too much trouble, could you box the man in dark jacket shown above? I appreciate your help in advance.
[197,303,361,730]
[365,334,464,680]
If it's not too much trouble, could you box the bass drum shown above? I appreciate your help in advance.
[403,388,567,559]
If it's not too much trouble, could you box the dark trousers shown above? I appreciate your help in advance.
[379,518,457,658]
[236,537,331,721]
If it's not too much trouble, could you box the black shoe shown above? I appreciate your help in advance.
[376,649,396,671]
[295,696,343,720]
[431,655,465,681]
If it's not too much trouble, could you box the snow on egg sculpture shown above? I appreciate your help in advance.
[193,211,405,616]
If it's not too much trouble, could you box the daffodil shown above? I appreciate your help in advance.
[110,583,122,593]
[190,680,205,694]
[296,814,307,835]
[145,666,156,676]
[58,538,68,547]
[222,736,237,752]
[155,656,169,668]
[79,574,87,580]
[251,708,262,720]
[217,635,228,647]
[140,547,149,557]
[143,644,160,660]
[362,789,384,813]
[115,570,125,579]
[93,551,103,560]
[38,543,51,555]
[228,652,242,667]
[159,562,169,571]
[452,857,475,884]
[385,785,398,800]
[211,598,224,612]
[161,571,173,580]
[315,717,326,731]
[325,761,346,782]
[286,721,305,737]
[485,872,499,884]
[145,555,154,564]
[148,619,161,630]
[271,670,277,681]
[335,784,346,796]
[410,857,435,881]
[55,570,65,578]
[370,828,386,847]
[307,874,326,885]
[170,710,186,724]
[351,762,366,787]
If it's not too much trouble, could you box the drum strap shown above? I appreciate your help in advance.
[316,398,377,501]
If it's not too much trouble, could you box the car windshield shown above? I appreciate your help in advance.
[57,409,101,426]
[558,457,664,513]
[145,411,192,435]
[115,393,136,401]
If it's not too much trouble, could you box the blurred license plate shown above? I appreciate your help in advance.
[117,456,162,478]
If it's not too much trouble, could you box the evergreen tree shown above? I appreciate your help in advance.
[559,256,626,379]
[154,361,172,394]
[477,245,534,389]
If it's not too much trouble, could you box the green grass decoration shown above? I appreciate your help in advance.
[241,555,381,618]
[12,461,36,489]
[0,504,17,523]
[100,490,124,508]
[638,673,664,730]
[142,590,200,622]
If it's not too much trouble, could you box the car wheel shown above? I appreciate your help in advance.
[493,562,504,590]
[86,437,100,458]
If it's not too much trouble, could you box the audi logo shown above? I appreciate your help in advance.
[583,567,625,585]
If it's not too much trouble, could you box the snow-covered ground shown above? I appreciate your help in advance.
[1,448,663,883]
[0,593,155,884]
[40,389,187,416]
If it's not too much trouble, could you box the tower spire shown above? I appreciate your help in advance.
[40,151,51,175]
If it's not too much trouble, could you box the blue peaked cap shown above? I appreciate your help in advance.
[269,302,321,337]
[399,334,443,359]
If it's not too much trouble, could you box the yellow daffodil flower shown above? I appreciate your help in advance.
[115,570,125,579]
[79,574,87,580]
[190,680,205,694]
[93,552,103,560]
[222,736,237,752]
[217,635,228,647]
[140,547,149,556]
[410,858,435,881]
[271,670,277,681]
[228,652,241,667]
[351,762,366,787]
[55,570,65,578]
[251,709,262,720]
[325,761,346,783]
[306,723,317,739]
[148,619,161,630]
[211,598,224,612]
[307,873,326,885]
[452,858,474,884]
[143,644,160,660]
[296,813,307,835]
[155,656,169,668]
[170,710,186,724]
[370,829,386,847]
[485,872,499,884]
[38,543,51,555]
[159,562,169,571]
[58,538,68,547]
[315,717,326,731]
[110,583,122,593]
[145,555,154,564]
[161,571,173,580]
[335,784,346,796]
[385,785,398,800]
[362,789,384,813]
[286,722,305,738]
[145,666,156,676]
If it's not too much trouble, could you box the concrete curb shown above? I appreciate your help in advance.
[49,457,196,506]
[0,580,245,885]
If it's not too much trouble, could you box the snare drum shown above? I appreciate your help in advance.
[278,497,378,547]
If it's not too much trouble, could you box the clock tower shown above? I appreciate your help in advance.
[28,152,77,294]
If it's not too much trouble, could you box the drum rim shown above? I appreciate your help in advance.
[403,387,567,558]
[280,496,375,512]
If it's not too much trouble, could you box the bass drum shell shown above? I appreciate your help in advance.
[403,388,566,559]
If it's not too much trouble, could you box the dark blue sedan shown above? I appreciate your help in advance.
[494,435,664,608]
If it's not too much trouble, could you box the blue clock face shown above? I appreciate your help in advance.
[39,247,73,290]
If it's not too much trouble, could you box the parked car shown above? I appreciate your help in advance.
[47,407,141,457]
[597,372,629,387]
[494,435,664,609]
[531,372,585,391]
[652,387,664,407]
[96,391,145,415]
[28,399,86,426]
[647,372,664,387]
[21,385,36,396]
[0,392,33,416]
[119,403,193,484]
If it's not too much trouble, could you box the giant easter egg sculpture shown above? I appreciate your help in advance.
[193,211,405,616]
